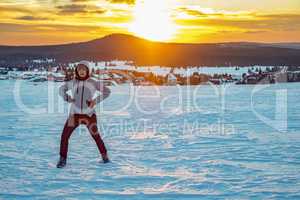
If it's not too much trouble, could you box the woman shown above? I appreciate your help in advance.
[57,61,111,168]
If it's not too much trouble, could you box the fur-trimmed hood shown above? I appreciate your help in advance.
[75,60,92,81]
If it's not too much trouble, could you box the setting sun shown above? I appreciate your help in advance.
[0,0,299,45]
[129,0,177,41]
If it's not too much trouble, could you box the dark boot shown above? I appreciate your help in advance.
[56,156,67,168]
[101,154,110,163]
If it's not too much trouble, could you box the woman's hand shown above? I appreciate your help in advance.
[66,95,75,103]
[86,99,96,108]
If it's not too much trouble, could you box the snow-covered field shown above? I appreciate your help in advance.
[0,80,299,199]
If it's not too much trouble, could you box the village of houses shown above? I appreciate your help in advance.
[0,59,300,86]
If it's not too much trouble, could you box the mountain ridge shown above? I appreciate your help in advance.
[1,33,300,67]
[1,33,300,47]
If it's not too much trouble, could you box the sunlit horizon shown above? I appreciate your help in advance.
[0,0,299,45]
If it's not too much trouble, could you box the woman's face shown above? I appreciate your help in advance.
[77,65,88,78]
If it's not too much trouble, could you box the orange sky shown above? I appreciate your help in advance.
[0,0,300,45]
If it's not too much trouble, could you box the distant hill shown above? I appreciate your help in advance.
[262,43,300,50]
[0,33,300,67]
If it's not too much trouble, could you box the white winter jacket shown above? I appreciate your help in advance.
[59,78,111,116]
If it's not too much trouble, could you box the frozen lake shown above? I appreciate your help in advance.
[0,80,300,199]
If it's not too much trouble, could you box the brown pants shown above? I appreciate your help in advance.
[59,114,107,158]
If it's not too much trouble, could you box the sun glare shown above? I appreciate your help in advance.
[129,0,177,42]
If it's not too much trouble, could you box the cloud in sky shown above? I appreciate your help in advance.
[0,0,299,45]
[0,22,128,45]
[56,4,88,14]
[175,7,300,32]
[15,15,50,21]
[108,0,135,4]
